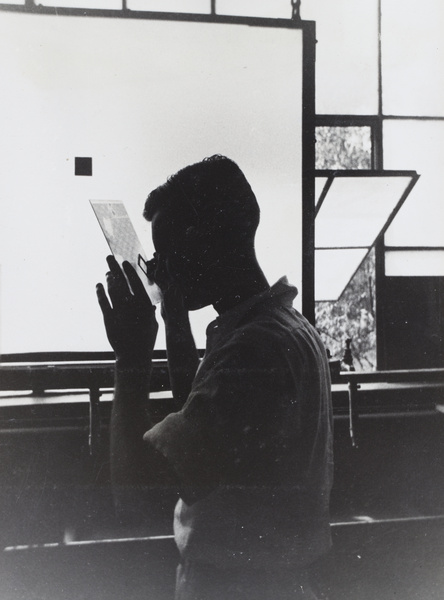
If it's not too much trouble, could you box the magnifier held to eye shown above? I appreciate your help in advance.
[137,254,163,304]
[90,200,163,305]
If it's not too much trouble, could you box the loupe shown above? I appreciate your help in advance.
[137,254,163,305]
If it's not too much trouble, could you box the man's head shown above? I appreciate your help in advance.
[143,155,260,310]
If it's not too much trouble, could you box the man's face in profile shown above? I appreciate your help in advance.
[150,207,214,311]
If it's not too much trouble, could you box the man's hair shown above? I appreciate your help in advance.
[143,155,260,243]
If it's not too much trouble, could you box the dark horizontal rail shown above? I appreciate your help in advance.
[1,362,442,453]
[1,360,443,394]
[339,368,444,385]
[0,360,170,393]
[315,169,419,178]
[0,350,165,363]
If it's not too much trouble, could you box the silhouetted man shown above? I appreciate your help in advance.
[97,155,333,600]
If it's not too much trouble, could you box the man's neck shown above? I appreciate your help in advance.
[212,263,269,315]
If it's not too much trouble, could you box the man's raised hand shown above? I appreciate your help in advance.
[96,255,158,368]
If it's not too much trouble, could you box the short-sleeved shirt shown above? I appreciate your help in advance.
[145,277,333,572]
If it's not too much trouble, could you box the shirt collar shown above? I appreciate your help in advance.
[207,276,298,337]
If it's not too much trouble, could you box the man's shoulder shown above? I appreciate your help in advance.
[239,299,314,344]
[204,281,326,369]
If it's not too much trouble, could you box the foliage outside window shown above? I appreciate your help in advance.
[315,126,376,370]
[316,249,376,371]
[315,126,372,170]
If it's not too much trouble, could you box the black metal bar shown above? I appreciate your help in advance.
[1,351,116,363]
[383,115,444,121]
[336,248,374,303]
[374,0,386,372]
[0,349,204,363]
[89,387,101,456]
[347,380,359,448]
[315,175,334,217]
[0,361,171,392]
[375,236,387,369]
[377,0,383,123]
[370,120,380,170]
[301,21,316,324]
[314,169,418,178]
[384,246,444,251]
[375,172,420,241]
[316,246,369,251]
[0,3,308,30]
[340,368,444,384]
[315,115,380,127]
[2,362,442,391]
[291,0,301,22]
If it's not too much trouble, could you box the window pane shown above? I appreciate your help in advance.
[40,0,121,7]
[0,13,304,354]
[385,250,444,276]
[315,248,367,301]
[315,126,372,170]
[315,175,415,248]
[302,0,379,114]
[128,0,210,13]
[216,0,289,18]
[381,0,444,116]
[384,120,444,247]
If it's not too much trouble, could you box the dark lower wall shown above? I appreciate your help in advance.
[379,276,444,369]
[1,410,443,545]
[0,519,443,600]
[0,398,443,599]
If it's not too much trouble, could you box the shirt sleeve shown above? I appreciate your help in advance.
[143,409,219,491]
[144,322,301,490]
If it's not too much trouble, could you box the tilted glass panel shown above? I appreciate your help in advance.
[315,126,372,170]
[383,120,444,247]
[385,250,444,277]
[315,175,414,248]
[302,0,379,115]
[315,248,368,302]
[381,0,444,117]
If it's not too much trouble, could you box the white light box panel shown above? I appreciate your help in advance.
[0,12,304,352]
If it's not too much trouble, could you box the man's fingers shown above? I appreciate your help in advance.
[106,254,119,270]
[122,261,150,302]
[105,257,131,307]
[106,255,127,285]
[96,283,113,318]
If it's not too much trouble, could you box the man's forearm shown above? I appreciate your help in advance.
[110,360,181,521]
[110,362,153,489]
[165,316,199,409]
